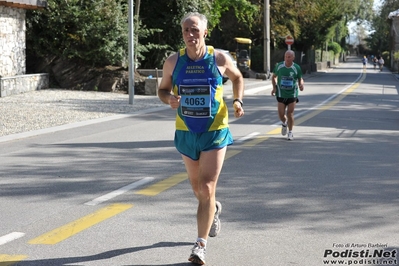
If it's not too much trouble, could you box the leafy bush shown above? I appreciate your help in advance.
[27,0,129,66]
[328,42,342,55]
[26,0,168,68]
[382,51,390,61]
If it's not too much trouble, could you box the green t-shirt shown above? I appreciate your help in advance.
[273,62,303,98]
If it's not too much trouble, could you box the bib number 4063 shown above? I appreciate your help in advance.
[185,97,205,106]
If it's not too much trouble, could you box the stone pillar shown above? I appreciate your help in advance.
[144,78,158,95]
[0,6,26,77]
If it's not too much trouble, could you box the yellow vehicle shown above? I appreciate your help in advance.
[234,37,252,78]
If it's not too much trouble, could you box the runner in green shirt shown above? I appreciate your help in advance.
[271,50,304,140]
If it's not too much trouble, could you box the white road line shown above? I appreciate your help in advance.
[246,84,273,95]
[272,70,364,126]
[84,177,155,206]
[0,232,25,246]
[235,132,261,144]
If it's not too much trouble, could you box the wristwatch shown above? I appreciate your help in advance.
[233,98,243,106]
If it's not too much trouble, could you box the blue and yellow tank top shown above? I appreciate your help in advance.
[172,46,228,133]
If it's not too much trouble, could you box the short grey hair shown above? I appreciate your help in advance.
[285,50,295,57]
[180,12,208,29]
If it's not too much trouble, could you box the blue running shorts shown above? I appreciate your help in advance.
[174,128,233,160]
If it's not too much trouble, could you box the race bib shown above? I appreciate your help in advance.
[179,85,211,117]
[280,76,294,90]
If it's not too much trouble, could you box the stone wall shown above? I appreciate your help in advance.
[137,68,163,78]
[0,5,26,77]
[0,73,49,97]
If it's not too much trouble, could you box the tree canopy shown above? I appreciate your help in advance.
[367,0,399,56]
[26,0,385,70]
[27,0,129,66]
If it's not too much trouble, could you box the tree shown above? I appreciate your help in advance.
[347,0,374,22]
[367,0,399,55]
[27,0,129,66]
[26,0,168,69]
[26,0,378,72]
[137,0,259,68]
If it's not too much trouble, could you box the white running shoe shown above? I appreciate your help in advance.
[208,201,222,237]
[287,132,294,140]
[281,123,287,136]
[188,242,206,265]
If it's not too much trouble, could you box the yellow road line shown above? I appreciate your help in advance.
[18,75,366,251]
[225,149,241,159]
[0,254,27,266]
[136,71,366,197]
[266,128,280,135]
[28,203,133,245]
[135,150,242,196]
[135,173,188,196]
[295,71,366,126]
[242,135,270,146]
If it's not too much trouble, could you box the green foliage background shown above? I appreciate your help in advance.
[26,0,395,71]
[328,42,342,55]
[27,0,128,66]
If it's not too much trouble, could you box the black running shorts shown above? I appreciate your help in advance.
[277,97,298,105]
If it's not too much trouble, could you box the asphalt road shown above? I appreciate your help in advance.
[1,58,398,266]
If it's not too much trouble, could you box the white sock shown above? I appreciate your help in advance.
[196,237,207,247]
